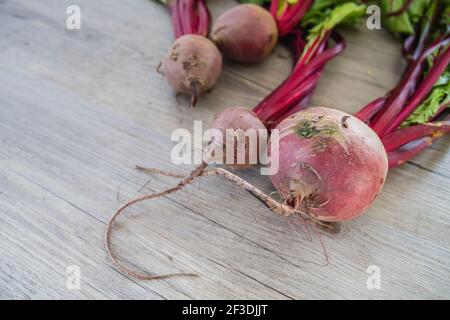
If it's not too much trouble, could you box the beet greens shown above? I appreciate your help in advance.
[252,1,367,128]
[355,0,450,167]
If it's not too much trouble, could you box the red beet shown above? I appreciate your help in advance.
[210,107,266,169]
[163,34,222,106]
[211,4,278,63]
[269,107,388,222]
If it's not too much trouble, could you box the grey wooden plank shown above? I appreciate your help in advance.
[0,0,449,300]
[0,188,164,300]
[0,67,449,299]
[0,70,294,300]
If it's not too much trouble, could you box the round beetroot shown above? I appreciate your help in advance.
[269,107,388,222]
[210,107,266,169]
[211,4,278,64]
[163,34,222,106]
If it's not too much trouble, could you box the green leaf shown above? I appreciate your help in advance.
[238,0,300,16]
[407,0,430,22]
[276,0,301,16]
[307,0,352,13]
[403,71,450,126]
[380,0,415,34]
[302,0,352,26]
[306,2,366,40]
[436,3,450,36]
[379,0,439,35]
[298,2,365,63]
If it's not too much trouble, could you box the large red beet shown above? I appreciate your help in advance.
[269,107,388,221]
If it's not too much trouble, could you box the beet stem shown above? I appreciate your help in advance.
[269,85,317,128]
[276,0,313,36]
[169,1,183,38]
[257,72,321,123]
[254,32,345,123]
[370,36,450,136]
[384,46,450,134]
[355,97,387,123]
[270,0,279,17]
[382,121,450,152]
[362,5,441,132]
[387,138,433,168]
[169,0,210,38]
[197,0,210,37]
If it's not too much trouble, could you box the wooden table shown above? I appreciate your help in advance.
[1,0,449,300]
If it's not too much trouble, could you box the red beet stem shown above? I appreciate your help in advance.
[284,30,306,63]
[365,4,441,133]
[177,0,189,35]
[355,97,387,123]
[197,0,210,37]
[387,138,432,168]
[256,71,322,122]
[369,63,425,135]
[382,121,450,152]
[169,0,211,38]
[409,7,436,62]
[268,82,317,128]
[270,0,279,17]
[254,32,344,121]
[169,1,183,38]
[296,30,332,69]
[185,0,194,34]
[403,35,415,57]
[264,72,322,125]
[276,0,313,36]
[189,0,200,33]
[252,30,318,116]
[384,45,450,134]
[370,36,450,136]
[275,72,321,108]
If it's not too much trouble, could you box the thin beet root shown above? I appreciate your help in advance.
[105,162,208,280]
[105,161,337,280]
[156,62,164,75]
[190,81,200,108]
[135,165,185,178]
[311,219,341,234]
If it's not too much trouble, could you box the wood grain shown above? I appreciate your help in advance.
[0,0,449,299]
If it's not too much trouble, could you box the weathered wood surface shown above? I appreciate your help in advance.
[0,0,449,300]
